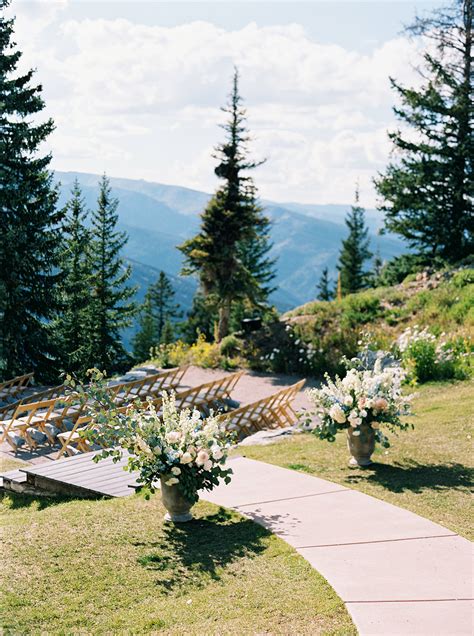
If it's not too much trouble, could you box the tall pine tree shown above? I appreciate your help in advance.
[0,1,64,381]
[54,180,93,377]
[179,68,275,340]
[150,271,180,343]
[375,0,473,261]
[337,189,372,295]
[132,290,157,362]
[88,175,136,374]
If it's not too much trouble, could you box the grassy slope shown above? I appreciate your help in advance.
[1,495,355,635]
[286,269,473,346]
[238,381,474,540]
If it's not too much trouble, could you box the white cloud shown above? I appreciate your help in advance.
[8,10,423,206]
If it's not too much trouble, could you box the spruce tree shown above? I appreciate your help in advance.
[88,175,136,373]
[54,180,93,377]
[150,271,180,343]
[132,290,157,362]
[179,68,273,340]
[337,190,373,295]
[375,0,473,262]
[316,267,333,301]
[0,1,64,381]
[161,320,175,345]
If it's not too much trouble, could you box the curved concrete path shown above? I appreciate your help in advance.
[204,457,473,635]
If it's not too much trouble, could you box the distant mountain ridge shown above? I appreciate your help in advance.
[54,171,404,319]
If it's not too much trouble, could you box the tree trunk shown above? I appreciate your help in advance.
[217,300,231,342]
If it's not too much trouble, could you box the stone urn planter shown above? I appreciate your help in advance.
[160,477,194,522]
[347,424,376,467]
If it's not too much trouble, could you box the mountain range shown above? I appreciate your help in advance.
[55,171,405,320]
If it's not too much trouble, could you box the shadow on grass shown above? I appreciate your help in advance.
[134,507,270,592]
[345,460,473,494]
[1,491,98,510]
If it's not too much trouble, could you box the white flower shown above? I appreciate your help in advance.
[360,409,368,418]
[203,460,213,471]
[211,446,223,460]
[196,450,210,466]
[171,466,181,476]
[166,431,181,444]
[351,430,361,437]
[329,405,346,424]
[165,477,179,486]
[180,452,193,464]
[344,396,353,406]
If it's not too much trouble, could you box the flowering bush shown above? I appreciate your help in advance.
[149,333,241,371]
[302,361,413,447]
[395,326,472,383]
[69,371,233,504]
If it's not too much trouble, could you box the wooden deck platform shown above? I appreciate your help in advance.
[1,453,139,498]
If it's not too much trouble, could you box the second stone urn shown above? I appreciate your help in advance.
[347,424,376,467]
[160,477,194,522]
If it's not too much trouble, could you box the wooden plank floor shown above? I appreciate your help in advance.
[21,452,139,497]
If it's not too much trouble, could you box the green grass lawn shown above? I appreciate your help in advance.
[1,493,355,635]
[239,380,474,540]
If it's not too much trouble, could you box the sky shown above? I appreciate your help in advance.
[9,0,445,207]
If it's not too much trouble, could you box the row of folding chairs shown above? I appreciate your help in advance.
[0,367,188,454]
[55,370,245,459]
[222,380,305,440]
[0,372,34,404]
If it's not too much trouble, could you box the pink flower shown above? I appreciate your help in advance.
[196,450,210,466]
[374,398,388,412]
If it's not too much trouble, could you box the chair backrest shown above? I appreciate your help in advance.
[0,372,34,396]
[170,371,244,411]
[222,379,305,440]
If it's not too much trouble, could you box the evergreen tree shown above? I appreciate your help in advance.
[179,68,273,340]
[88,175,136,373]
[181,292,217,344]
[132,290,156,362]
[161,320,175,345]
[0,1,64,381]
[316,267,333,301]
[375,0,473,262]
[150,271,180,343]
[337,189,373,295]
[54,180,93,377]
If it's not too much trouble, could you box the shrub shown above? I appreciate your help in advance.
[219,334,240,357]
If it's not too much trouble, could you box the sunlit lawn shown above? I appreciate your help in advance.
[239,380,474,539]
[1,493,355,635]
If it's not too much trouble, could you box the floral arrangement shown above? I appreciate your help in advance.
[302,360,413,447]
[67,371,233,504]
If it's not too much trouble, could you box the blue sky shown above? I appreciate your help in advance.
[12,1,444,206]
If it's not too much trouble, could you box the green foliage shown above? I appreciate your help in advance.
[54,180,94,379]
[132,272,179,361]
[337,190,372,295]
[88,175,136,374]
[251,268,474,379]
[179,68,274,340]
[149,333,242,371]
[0,4,64,381]
[219,334,240,357]
[375,1,473,261]
[316,267,334,301]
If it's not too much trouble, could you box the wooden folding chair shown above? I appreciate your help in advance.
[56,415,93,458]
[0,398,58,452]
[222,380,306,440]
[172,371,244,414]
[0,372,34,402]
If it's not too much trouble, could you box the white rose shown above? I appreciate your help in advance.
[196,450,210,466]
[166,431,180,444]
[344,396,353,406]
[203,460,213,471]
[211,446,223,460]
[329,405,346,424]
[360,409,368,418]
[180,452,193,464]
[171,466,181,476]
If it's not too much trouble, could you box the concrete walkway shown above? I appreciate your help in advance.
[204,456,473,636]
